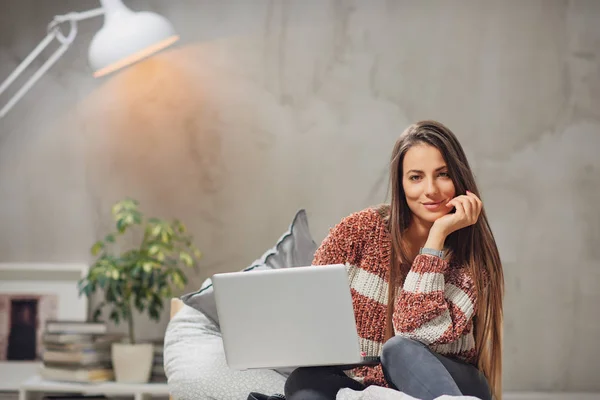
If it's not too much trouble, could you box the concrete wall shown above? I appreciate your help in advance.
[0,0,598,392]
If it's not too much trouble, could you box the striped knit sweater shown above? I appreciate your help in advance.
[313,207,480,387]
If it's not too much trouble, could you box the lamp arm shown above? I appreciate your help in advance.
[0,7,105,120]
[53,8,105,23]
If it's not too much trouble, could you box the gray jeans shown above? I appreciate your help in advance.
[284,336,491,400]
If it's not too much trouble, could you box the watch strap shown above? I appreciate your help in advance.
[419,247,445,258]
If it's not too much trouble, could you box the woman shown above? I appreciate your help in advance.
[284,121,504,400]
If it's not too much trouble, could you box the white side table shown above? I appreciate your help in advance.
[19,376,169,400]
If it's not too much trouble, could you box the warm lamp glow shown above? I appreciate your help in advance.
[93,35,179,78]
[0,0,181,119]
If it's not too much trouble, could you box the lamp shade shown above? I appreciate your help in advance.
[88,0,179,77]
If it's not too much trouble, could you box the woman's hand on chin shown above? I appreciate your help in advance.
[432,191,482,238]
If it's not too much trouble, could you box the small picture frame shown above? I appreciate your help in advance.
[0,263,88,390]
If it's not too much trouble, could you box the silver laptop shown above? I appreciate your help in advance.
[212,264,379,370]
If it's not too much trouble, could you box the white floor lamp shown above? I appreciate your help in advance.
[0,0,180,119]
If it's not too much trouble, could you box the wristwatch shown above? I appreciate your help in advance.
[419,247,445,258]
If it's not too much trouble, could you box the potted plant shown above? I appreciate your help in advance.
[78,199,201,383]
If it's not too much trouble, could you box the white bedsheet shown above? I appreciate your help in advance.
[337,386,480,400]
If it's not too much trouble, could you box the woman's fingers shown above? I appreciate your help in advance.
[466,191,482,219]
[460,196,473,220]
[454,199,467,221]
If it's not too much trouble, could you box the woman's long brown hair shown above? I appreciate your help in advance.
[382,121,505,400]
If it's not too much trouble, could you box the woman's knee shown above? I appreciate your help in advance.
[381,336,427,367]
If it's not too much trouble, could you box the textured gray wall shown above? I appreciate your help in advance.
[0,0,598,392]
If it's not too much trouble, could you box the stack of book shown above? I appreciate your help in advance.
[40,320,119,383]
[150,340,166,382]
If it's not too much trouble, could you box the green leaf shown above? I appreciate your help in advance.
[148,245,160,256]
[159,287,169,298]
[134,296,145,313]
[176,221,186,233]
[179,252,193,267]
[148,218,161,224]
[92,302,105,322]
[112,199,138,216]
[78,282,89,297]
[97,275,107,288]
[131,265,142,277]
[142,262,154,273]
[109,309,120,324]
[104,234,116,243]
[192,247,202,259]
[91,241,104,256]
[116,218,127,233]
[105,281,116,302]
[180,272,188,286]
[148,306,160,321]
[172,271,184,288]
[120,303,131,319]
[151,224,162,237]
[152,293,163,306]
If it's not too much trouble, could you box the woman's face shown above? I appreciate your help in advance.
[402,144,456,226]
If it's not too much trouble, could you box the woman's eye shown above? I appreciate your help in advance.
[439,172,450,178]
[409,175,421,181]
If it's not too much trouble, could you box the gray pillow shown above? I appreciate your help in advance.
[181,209,317,327]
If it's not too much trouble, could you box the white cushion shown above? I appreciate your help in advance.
[164,304,287,400]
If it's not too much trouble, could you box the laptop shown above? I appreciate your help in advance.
[212,264,380,370]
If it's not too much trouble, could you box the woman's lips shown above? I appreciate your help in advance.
[422,200,445,211]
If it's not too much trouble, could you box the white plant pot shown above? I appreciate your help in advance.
[111,342,154,383]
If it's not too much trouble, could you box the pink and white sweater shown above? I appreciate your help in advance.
[313,207,480,387]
